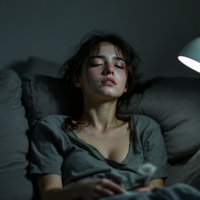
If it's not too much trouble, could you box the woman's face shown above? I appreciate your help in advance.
[74,42,128,101]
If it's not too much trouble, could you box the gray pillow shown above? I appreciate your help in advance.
[164,155,192,187]
[20,73,200,163]
[165,149,200,190]
[118,77,200,163]
[0,69,40,200]
[21,73,72,130]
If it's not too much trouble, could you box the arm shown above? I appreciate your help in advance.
[42,187,83,200]
[38,174,85,200]
[148,178,164,188]
[134,178,164,193]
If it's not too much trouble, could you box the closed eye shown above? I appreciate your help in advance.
[116,66,124,69]
[91,64,123,69]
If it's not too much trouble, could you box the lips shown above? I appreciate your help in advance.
[101,77,116,85]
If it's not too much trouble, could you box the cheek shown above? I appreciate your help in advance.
[87,69,99,81]
[119,73,128,84]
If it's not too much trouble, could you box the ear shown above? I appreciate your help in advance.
[123,81,128,93]
[73,73,82,88]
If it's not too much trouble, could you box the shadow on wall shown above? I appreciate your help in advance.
[7,57,61,78]
[7,61,29,77]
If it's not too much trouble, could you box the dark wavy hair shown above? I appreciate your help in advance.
[58,30,166,132]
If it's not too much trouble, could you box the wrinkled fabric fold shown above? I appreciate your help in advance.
[80,183,200,200]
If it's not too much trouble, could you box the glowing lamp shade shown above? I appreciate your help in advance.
[178,37,200,73]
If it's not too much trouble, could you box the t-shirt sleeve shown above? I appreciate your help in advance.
[143,124,170,182]
[28,120,63,177]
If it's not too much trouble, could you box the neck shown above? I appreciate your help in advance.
[78,98,123,133]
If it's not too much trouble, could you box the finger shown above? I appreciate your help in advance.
[92,193,102,200]
[149,184,159,189]
[134,187,151,193]
[101,179,126,194]
[94,185,114,197]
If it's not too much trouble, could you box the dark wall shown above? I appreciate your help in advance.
[1,0,200,79]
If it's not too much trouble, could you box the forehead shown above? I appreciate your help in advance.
[91,42,124,58]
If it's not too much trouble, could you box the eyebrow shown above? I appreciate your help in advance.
[88,55,126,63]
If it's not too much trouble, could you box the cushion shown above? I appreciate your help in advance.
[0,69,40,200]
[21,73,72,130]
[118,76,200,163]
[20,73,200,164]
[164,155,192,187]
[170,148,200,190]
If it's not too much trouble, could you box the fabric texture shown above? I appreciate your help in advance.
[163,155,192,187]
[100,183,200,200]
[29,113,170,191]
[0,69,40,200]
[80,183,200,200]
[168,149,200,190]
[20,73,71,131]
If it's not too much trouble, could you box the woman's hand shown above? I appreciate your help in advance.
[133,184,157,193]
[134,178,164,193]
[80,178,126,200]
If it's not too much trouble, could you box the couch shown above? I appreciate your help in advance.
[1,65,200,200]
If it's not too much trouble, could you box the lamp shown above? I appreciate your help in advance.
[178,37,200,73]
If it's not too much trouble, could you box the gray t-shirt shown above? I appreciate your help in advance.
[29,114,170,190]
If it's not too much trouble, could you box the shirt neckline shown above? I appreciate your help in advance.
[64,114,134,166]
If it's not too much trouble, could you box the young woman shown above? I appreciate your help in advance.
[29,30,171,200]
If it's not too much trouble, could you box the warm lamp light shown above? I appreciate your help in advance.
[178,37,200,73]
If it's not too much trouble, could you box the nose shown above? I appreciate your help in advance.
[104,62,115,75]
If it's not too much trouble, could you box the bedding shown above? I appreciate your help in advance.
[1,66,200,200]
[94,183,200,200]
[169,148,200,189]
[18,70,200,199]
[0,69,39,200]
